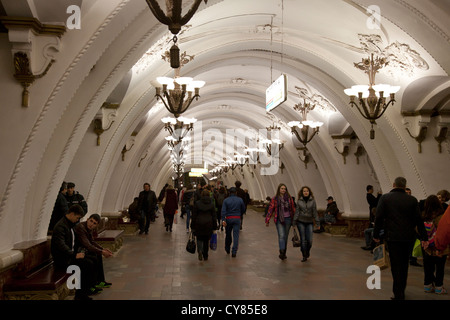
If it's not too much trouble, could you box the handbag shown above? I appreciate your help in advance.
[186,231,196,254]
[373,243,389,269]
[292,228,300,247]
[210,232,217,251]
[412,238,422,257]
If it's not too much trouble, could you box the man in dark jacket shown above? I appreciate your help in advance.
[322,196,339,225]
[51,204,97,300]
[235,181,248,230]
[373,177,428,300]
[48,181,69,232]
[137,183,157,234]
[65,182,88,214]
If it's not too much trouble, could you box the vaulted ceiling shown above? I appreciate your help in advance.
[0,0,449,252]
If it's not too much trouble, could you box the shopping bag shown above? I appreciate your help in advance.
[412,239,422,257]
[373,244,389,269]
[186,231,196,254]
[292,228,300,247]
[210,232,217,251]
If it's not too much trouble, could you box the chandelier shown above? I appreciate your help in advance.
[155,76,205,118]
[262,124,284,156]
[162,116,196,139]
[288,99,323,150]
[162,116,195,162]
[344,53,400,139]
[145,0,208,68]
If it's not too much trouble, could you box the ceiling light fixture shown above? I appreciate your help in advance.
[344,53,400,139]
[155,76,205,118]
[145,0,207,68]
[288,99,323,151]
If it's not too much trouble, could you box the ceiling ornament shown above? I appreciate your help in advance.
[357,34,429,78]
[133,26,191,74]
[295,86,337,113]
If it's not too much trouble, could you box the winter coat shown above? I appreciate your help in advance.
[163,188,178,215]
[294,196,320,225]
[191,196,217,237]
[51,216,78,269]
[373,188,427,242]
[138,189,157,214]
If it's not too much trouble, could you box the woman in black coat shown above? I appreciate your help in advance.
[191,190,218,261]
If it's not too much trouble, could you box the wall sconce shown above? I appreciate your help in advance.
[332,133,357,164]
[93,103,118,145]
[121,136,135,161]
[354,145,365,165]
[435,126,448,153]
[297,148,310,169]
[402,111,449,153]
[406,125,428,153]
[0,17,66,107]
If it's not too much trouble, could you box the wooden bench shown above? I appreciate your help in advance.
[3,260,70,300]
[95,229,124,252]
[93,216,123,252]
[345,217,370,238]
[117,217,139,235]
[320,211,349,236]
[3,240,71,300]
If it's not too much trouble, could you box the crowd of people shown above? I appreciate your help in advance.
[125,180,250,260]
[47,177,450,300]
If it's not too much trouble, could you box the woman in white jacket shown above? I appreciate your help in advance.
[294,186,321,262]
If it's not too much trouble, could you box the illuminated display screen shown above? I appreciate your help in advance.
[266,74,287,112]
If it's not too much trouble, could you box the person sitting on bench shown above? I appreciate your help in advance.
[75,213,113,290]
[51,204,97,300]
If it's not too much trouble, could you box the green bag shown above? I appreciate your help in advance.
[412,239,422,257]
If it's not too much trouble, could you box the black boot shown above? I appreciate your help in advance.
[279,250,287,260]
[306,244,311,258]
[301,250,307,262]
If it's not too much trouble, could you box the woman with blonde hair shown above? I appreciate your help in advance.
[294,186,320,262]
[265,183,296,260]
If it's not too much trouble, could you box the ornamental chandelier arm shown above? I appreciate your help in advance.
[180,0,208,26]
[145,0,172,28]
[145,0,207,35]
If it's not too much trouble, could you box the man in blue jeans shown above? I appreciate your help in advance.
[221,187,246,257]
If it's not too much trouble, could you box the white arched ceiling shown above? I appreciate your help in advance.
[1,0,449,254]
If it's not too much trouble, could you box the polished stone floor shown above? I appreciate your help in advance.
[95,208,449,301]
